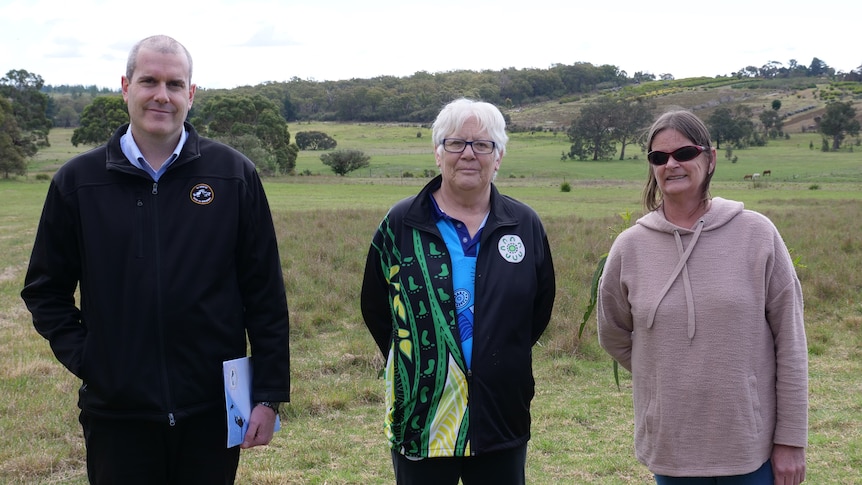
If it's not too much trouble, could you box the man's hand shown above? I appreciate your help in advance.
[772,444,805,485]
[240,404,278,449]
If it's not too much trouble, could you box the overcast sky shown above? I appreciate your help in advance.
[2,0,860,90]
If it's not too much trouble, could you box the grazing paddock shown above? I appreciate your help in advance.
[2,127,860,484]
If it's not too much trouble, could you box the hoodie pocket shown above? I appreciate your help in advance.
[634,375,657,439]
[746,375,764,434]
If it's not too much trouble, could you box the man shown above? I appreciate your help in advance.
[21,35,290,484]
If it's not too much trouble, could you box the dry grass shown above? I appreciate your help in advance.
[2,124,861,484]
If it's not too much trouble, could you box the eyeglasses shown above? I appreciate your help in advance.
[647,145,707,166]
[442,138,496,154]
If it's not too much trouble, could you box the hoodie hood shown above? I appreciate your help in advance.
[637,197,744,234]
[636,197,745,339]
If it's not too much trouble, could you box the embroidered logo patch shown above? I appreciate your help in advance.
[190,184,214,205]
[498,234,525,263]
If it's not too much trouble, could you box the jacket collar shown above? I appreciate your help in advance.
[106,122,202,173]
[403,175,518,235]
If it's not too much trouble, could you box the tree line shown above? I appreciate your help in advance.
[2,57,861,177]
[33,57,862,128]
[565,95,859,162]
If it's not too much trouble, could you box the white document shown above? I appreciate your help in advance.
[223,356,281,448]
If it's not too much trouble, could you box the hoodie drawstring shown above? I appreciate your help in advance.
[646,220,705,339]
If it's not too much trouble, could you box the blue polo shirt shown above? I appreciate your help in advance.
[430,195,488,370]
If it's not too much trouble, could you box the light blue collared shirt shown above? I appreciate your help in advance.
[120,126,188,181]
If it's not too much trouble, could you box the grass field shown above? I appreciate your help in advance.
[1,127,860,483]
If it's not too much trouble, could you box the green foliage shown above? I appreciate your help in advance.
[566,96,617,160]
[320,149,370,176]
[560,181,571,192]
[759,109,783,139]
[0,69,52,157]
[70,95,127,146]
[566,96,653,161]
[707,105,756,149]
[295,131,337,150]
[612,98,654,160]
[819,101,860,150]
[579,210,633,389]
[196,61,633,122]
[191,94,298,175]
[0,97,28,178]
[0,70,52,135]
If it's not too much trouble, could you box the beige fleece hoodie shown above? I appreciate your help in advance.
[597,197,808,477]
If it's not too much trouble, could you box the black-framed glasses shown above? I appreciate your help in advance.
[647,145,707,166]
[442,138,496,154]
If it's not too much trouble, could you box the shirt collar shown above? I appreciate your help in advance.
[429,193,448,221]
[120,126,188,181]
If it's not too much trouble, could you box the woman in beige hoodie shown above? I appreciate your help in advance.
[597,110,808,484]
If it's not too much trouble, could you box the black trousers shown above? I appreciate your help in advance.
[79,407,241,485]
[391,443,528,485]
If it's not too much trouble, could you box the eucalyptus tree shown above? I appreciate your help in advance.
[0,97,28,178]
[71,95,128,146]
[819,101,860,151]
[611,98,654,160]
[707,106,755,149]
[566,96,617,161]
[191,94,298,175]
[0,69,53,154]
[566,96,653,161]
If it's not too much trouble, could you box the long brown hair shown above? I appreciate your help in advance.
[642,110,715,212]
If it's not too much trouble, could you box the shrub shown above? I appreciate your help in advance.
[296,131,337,150]
[319,149,370,176]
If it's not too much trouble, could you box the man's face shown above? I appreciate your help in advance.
[121,47,195,141]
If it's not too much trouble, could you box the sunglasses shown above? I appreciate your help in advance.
[647,145,707,166]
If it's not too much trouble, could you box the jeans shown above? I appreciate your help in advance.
[655,459,773,485]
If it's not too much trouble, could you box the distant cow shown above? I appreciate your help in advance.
[762,170,771,176]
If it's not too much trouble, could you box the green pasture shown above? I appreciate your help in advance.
[285,122,862,184]
[2,127,861,483]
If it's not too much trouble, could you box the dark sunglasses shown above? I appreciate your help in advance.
[647,145,707,166]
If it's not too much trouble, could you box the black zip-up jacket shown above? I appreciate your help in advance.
[21,123,290,424]
[361,175,555,456]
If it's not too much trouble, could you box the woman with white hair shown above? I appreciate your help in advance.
[361,98,556,484]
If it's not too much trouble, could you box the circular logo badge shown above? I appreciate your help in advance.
[454,288,470,311]
[498,234,525,263]
[190,184,214,205]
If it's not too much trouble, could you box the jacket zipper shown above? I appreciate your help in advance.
[150,181,177,426]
